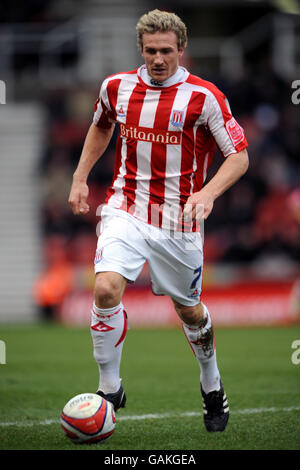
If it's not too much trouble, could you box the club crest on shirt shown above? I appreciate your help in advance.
[170,109,184,127]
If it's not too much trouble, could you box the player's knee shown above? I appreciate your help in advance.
[94,274,123,308]
[173,300,204,325]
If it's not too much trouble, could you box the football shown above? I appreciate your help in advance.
[60,393,116,444]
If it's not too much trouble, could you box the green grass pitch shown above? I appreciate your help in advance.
[0,323,299,450]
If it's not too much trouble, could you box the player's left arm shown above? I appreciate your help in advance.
[185,148,249,220]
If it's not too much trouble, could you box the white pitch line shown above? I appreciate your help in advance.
[0,406,300,428]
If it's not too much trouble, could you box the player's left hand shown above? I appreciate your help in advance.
[183,189,214,221]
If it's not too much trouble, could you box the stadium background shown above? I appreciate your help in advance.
[0,0,300,329]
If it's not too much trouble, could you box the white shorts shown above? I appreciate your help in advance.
[94,206,203,306]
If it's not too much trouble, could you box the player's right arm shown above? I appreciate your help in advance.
[68,122,114,215]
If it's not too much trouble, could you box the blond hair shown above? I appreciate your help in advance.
[136,9,188,52]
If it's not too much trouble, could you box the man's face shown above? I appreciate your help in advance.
[141,31,184,82]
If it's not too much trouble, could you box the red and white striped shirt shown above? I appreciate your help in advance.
[93,65,248,229]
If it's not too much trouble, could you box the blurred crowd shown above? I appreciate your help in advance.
[203,63,300,267]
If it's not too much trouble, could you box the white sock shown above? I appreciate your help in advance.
[90,302,128,394]
[182,304,221,394]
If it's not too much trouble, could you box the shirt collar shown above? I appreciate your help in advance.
[138,64,188,87]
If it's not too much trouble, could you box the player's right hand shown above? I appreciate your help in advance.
[68,180,90,215]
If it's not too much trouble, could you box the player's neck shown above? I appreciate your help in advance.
[139,64,186,87]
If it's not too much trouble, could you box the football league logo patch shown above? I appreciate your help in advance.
[225,117,245,146]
